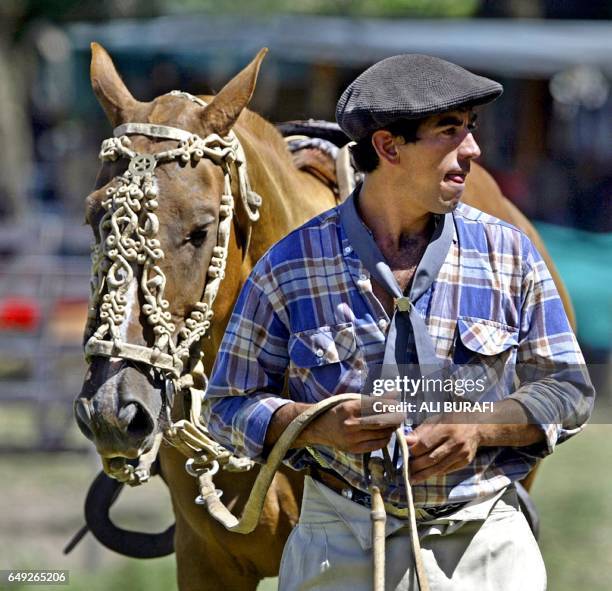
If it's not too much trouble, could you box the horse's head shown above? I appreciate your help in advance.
[74,43,267,468]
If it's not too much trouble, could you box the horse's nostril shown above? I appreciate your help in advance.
[119,402,154,439]
[74,399,94,440]
[117,402,138,426]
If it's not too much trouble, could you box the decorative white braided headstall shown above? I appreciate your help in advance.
[85,91,260,482]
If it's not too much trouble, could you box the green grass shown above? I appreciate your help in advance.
[0,560,177,591]
[0,426,611,590]
[531,424,612,590]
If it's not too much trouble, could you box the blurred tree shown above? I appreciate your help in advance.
[0,0,165,219]
[161,0,480,18]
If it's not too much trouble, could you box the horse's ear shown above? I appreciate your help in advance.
[90,42,139,126]
[202,48,268,135]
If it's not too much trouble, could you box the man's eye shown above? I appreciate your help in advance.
[443,127,458,136]
[187,228,208,248]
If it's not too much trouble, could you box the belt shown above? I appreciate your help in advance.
[308,464,468,521]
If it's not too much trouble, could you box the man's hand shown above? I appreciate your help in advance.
[406,399,546,483]
[406,415,481,483]
[265,396,404,454]
[301,397,405,453]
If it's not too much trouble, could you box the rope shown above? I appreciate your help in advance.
[397,429,430,591]
[198,392,430,590]
[198,394,361,533]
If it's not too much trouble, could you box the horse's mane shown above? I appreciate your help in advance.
[235,108,297,167]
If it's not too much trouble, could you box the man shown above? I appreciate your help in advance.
[202,55,594,590]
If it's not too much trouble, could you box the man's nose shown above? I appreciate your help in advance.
[459,133,481,160]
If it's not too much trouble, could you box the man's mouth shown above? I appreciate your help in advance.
[444,171,467,184]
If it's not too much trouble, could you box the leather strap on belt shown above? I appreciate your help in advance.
[309,463,465,521]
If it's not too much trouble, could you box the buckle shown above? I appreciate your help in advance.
[393,296,412,312]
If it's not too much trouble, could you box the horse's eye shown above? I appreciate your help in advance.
[188,227,208,248]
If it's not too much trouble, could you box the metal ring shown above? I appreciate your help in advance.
[184,458,200,477]
[194,489,223,505]
[206,460,220,477]
[184,458,220,478]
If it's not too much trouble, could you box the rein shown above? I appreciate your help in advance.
[85,91,259,483]
[196,393,430,591]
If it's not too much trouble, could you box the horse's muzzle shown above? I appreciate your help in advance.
[74,396,157,459]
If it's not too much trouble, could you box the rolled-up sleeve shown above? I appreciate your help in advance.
[509,238,595,458]
[201,272,293,462]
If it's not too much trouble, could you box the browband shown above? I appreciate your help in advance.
[114,122,193,143]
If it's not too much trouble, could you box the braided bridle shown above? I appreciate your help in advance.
[85,91,259,484]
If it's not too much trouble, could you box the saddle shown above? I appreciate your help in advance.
[277,119,362,201]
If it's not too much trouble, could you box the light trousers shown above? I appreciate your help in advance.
[278,476,546,591]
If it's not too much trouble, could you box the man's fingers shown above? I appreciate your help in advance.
[409,441,456,472]
[405,438,431,457]
[407,426,450,458]
[356,413,405,429]
[350,437,394,454]
[351,426,397,443]
[405,432,418,445]
[410,455,467,483]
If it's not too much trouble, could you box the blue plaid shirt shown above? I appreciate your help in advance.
[202,202,594,507]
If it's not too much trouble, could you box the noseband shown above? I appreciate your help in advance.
[85,91,259,483]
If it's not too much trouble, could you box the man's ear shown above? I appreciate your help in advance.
[371,130,400,164]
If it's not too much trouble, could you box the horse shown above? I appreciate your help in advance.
[74,43,574,590]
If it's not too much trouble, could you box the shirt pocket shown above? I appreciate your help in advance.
[453,316,520,393]
[456,316,519,357]
[288,322,357,368]
[288,322,363,399]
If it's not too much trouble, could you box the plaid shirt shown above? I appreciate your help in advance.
[202,202,594,507]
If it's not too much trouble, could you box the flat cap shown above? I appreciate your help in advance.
[336,54,503,141]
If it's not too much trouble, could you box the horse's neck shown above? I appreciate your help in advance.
[234,112,336,262]
[200,113,336,372]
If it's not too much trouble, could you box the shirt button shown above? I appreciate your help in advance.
[378,319,388,330]
[344,246,352,255]
[315,348,324,357]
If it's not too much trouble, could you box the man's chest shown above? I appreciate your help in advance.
[371,237,428,317]
[372,271,416,318]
